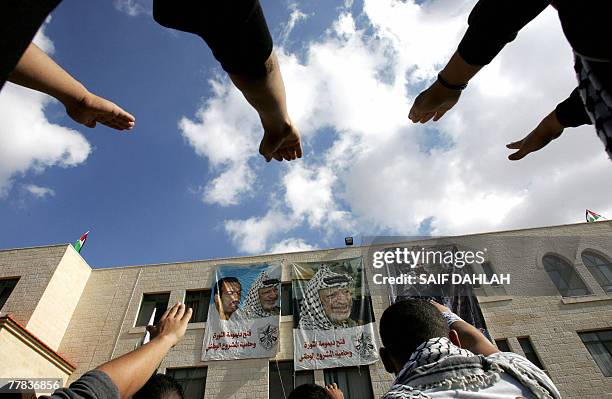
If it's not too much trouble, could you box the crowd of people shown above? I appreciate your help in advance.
[33,298,560,399]
[3,0,604,397]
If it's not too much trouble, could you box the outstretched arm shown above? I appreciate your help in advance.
[229,52,302,162]
[408,0,550,123]
[8,43,135,130]
[430,301,498,357]
[96,302,192,398]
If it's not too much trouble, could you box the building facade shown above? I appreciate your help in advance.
[1,222,611,398]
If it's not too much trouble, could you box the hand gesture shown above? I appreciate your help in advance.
[325,383,345,399]
[66,91,135,131]
[506,111,564,160]
[409,80,461,123]
[146,302,192,346]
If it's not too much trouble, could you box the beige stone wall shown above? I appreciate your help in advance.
[6,222,612,398]
[0,328,70,384]
[0,245,67,325]
[27,245,92,350]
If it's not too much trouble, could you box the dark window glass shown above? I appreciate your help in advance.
[0,278,19,310]
[136,293,170,326]
[281,283,293,316]
[579,330,612,377]
[542,254,591,297]
[166,367,207,399]
[482,262,499,286]
[581,251,612,293]
[517,337,545,370]
[324,367,373,399]
[185,290,210,323]
[269,361,314,399]
[495,339,511,352]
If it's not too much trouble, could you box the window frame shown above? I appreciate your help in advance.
[166,367,207,399]
[581,250,612,294]
[184,289,211,323]
[542,253,591,297]
[578,329,612,377]
[517,336,545,370]
[0,277,20,311]
[135,292,170,327]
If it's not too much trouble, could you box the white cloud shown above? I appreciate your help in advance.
[23,184,55,199]
[179,77,261,206]
[113,0,150,17]
[269,238,317,254]
[0,23,91,197]
[280,3,309,44]
[183,0,611,254]
[225,210,298,254]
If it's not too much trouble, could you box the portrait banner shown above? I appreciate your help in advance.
[292,257,379,370]
[202,262,281,361]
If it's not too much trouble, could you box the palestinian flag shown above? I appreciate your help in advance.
[586,210,606,223]
[73,231,90,253]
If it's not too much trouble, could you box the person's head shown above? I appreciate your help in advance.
[213,277,242,319]
[288,383,330,399]
[258,283,279,312]
[318,286,353,324]
[133,373,184,399]
[379,299,457,375]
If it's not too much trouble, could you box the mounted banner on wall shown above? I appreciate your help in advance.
[291,257,379,370]
[202,262,281,361]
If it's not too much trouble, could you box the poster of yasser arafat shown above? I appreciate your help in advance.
[292,257,379,370]
[202,262,281,361]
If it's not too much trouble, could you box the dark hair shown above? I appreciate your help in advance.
[133,373,184,399]
[379,299,449,364]
[288,384,330,399]
[213,277,241,297]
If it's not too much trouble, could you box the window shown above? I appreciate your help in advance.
[542,254,591,297]
[495,339,511,352]
[166,367,207,399]
[0,277,19,310]
[517,337,545,370]
[581,251,612,293]
[281,283,293,316]
[579,330,612,376]
[482,262,499,286]
[269,361,314,399]
[184,290,210,323]
[135,293,170,326]
[324,367,373,399]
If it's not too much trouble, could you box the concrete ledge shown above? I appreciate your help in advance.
[561,295,612,305]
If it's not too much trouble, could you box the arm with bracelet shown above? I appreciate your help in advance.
[430,300,499,357]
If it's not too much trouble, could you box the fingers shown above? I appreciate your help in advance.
[167,302,181,319]
[175,303,186,320]
[505,140,523,150]
[418,112,436,124]
[432,110,447,122]
[159,305,172,322]
[325,383,338,390]
[508,149,527,161]
[182,307,193,323]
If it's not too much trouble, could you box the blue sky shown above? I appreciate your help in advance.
[0,0,610,268]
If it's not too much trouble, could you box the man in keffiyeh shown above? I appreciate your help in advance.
[236,271,280,319]
[378,299,561,399]
[298,266,357,330]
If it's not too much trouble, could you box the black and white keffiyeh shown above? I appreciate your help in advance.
[382,337,560,399]
[298,266,353,330]
[238,271,279,319]
[575,54,612,160]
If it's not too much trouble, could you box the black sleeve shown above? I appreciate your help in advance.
[39,370,119,399]
[555,87,592,127]
[457,0,550,66]
[0,0,62,90]
[152,0,273,78]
